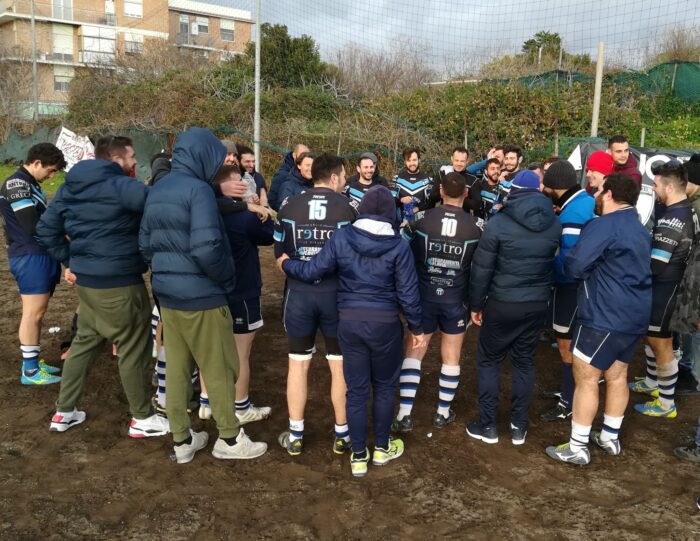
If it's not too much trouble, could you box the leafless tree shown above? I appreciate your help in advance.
[0,48,34,141]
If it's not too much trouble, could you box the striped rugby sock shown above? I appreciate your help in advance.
[289,418,304,442]
[600,414,623,442]
[644,345,658,389]
[21,344,41,376]
[569,421,591,452]
[437,364,460,418]
[657,358,679,410]
[335,423,349,442]
[397,358,421,420]
[235,396,251,412]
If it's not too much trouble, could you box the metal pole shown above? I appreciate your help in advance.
[590,41,604,137]
[640,127,646,148]
[671,62,679,92]
[537,46,542,68]
[30,0,39,121]
[253,0,262,169]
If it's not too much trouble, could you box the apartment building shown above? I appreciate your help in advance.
[0,0,253,115]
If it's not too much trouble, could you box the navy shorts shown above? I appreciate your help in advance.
[283,288,340,358]
[422,301,468,334]
[647,281,679,339]
[9,254,61,295]
[551,283,579,339]
[230,297,263,334]
[571,324,642,371]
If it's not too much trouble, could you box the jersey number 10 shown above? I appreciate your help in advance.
[441,217,457,237]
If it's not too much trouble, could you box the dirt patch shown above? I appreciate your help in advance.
[0,247,698,540]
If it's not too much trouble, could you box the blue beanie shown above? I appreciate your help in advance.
[511,170,541,192]
[358,185,396,221]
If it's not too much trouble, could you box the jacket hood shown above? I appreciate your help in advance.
[291,166,311,186]
[346,218,401,257]
[503,190,556,232]
[65,159,127,190]
[170,128,226,184]
[283,151,295,169]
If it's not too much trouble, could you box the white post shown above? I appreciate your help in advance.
[253,0,262,168]
[590,41,604,138]
[30,0,39,120]
[640,127,646,147]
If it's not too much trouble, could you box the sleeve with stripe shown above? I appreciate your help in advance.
[6,178,39,236]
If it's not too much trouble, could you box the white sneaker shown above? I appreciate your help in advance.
[128,414,170,438]
[211,428,267,459]
[173,430,209,464]
[235,405,272,425]
[49,409,86,432]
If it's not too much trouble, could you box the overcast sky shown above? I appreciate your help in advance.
[205,0,698,71]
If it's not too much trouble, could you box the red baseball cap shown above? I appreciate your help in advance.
[586,151,614,175]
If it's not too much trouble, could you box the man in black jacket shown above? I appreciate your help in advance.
[467,170,561,445]
[433,147,482,217]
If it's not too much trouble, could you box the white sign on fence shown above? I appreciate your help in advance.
[55,127,95,172]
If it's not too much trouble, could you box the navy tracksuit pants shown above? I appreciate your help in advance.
[476,299,547,430]
[338,319,404,453]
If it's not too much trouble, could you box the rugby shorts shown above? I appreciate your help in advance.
[421,301,468,335]
[9,254,61,295]
[283,288,341,360]
[647,281,679,339]
[230,297,263,334]
[551,283,579,340]
[570,323,642,371]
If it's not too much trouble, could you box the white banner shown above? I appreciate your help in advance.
[55,127,95,172]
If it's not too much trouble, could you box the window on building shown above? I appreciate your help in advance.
[124,33,144,55]
[54,66,74,92]
[81,26,116,64]
[52,24,74,62]
[195,49,209,59]
[124,0,143,18]
[220,19,234,42]
[196,16,209,35]
[52,0,73,20]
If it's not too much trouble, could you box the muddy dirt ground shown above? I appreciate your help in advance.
[0,246,698,540]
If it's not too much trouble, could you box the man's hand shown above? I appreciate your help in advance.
[471,311,483,327]
[220,179,247,198]
[400,195,414,204]
[64,268,77,285]
[412,333,427,349]
[250,193,261,205]
[276,253,290,274]
[247,203,275,222]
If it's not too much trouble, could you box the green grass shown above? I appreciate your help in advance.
[0,164,66,197]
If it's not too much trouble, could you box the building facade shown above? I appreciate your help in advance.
[0,0,252,115]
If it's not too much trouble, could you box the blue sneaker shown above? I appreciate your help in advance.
[39,360,61,375]
[634,398,677,418]
[21,369,61,385]
[628,378,659,397]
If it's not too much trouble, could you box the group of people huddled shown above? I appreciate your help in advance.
[1,128,698,480]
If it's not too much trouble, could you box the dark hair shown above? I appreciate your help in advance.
[654,160,688,189]
[608,135,629,147]
[213,164,241,184]
[452,146,469,157]
[542,156,559,168]
[402,147,420,160]
[237,145,254,157]
[485,158,501,168]
[493,145,505,152]
[358,155,375,166]
[602,173,640,206]
[528,162,542,171]
[312,153,345,183]
[25,143,67,170]
[95,135,133,160]
[442,172,467,198]
[150,152,171,169]
[295,151,314,166]
[503,145,522,158]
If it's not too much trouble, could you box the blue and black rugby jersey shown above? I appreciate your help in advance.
[402,203,481,304]
[274,187,357,291]
[477,177,503,219]
[0,167,50,257]
[394,169,434,212]
[651,199,698,283]
[344,175,388,210]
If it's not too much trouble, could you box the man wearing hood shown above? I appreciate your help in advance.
[467,170,561,446]
[268,143,310,211]
[279,185,426,478]
[608,135,642,188]
[36,135,169,438]
[139,128,267,464]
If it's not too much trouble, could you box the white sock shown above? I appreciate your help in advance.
[644,345,658,389]
[397,357,421,420]
[289,418,304,442]
[569,421,591,452]
[657,358,679,410]
[437,364,460,418]
[600,414,623,442]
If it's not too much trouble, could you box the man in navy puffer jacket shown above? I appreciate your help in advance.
[36,135,169,438]
[279,185,426,478]
[468,170,561,446]
[139,127,267,464]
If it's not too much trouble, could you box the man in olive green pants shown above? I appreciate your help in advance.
[57,284,153,420]
[161,306,240,442]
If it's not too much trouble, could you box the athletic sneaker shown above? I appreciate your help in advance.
[236,405,272,425]
[589,431,621,455]
[212,428,267,460]
[542,389,562,400]
[21,369,61,385]
[634,398,677,418]
[39,360,61,375]
[278,431,303,456]
[391,415,413,433]
[628,378,659,397]
[510,424,527,446]
[174,430,209,464]
[466,422,498,444]
[545,442,590,465]
[433,409,456,428]
[673,442,700,463]
[540,402,572,422]
[128,414,170,438]
[350,449,370,477]
[49,409,86,432]
[372,438,404,466]
[333,436,351,455]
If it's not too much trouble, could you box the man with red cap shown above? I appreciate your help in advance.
[585,151,615,194]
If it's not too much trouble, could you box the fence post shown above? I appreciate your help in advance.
[590,41,605,137]
[640,127,646,147]
[671,62,679,93]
